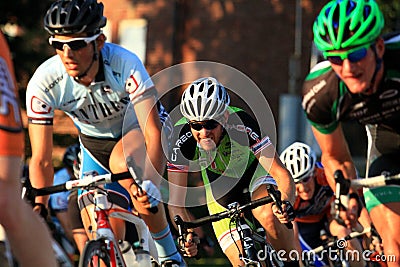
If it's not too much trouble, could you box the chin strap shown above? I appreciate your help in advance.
[74,41,99,82]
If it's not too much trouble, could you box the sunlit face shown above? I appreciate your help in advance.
[327,39,385,95]
[189,120,224,151]
[50,33,104,79]
[295,174,316,201]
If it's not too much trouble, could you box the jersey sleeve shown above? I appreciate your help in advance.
[301,61,341,134]
[25,60,59,125]
[0,34,24,157]
[121,51,156,104]
[26,78,55,125]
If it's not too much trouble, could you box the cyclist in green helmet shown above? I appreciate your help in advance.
[302,0,400,265]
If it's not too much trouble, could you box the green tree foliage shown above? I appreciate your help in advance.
[377,0,400,33]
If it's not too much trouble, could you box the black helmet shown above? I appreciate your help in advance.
[44,0,107,35]
[62,144,80,169]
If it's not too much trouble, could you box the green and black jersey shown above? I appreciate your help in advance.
[167,106,274,208]
[302,34,400,135]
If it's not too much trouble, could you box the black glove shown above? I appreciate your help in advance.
[282,200,296,221]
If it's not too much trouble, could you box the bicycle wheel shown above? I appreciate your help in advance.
[79,239,112,267]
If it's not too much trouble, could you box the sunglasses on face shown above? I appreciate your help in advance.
[48,33,101,51]
[189,120,220,131]
[323,43,371,65]
[296,175,313,185]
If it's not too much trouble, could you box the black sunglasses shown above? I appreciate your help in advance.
[189,120,220,131]
[296,175,313,185]
[48,33,101,51]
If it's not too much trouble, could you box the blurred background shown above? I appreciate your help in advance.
[1,0,399,265]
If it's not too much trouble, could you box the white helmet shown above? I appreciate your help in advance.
[180,77,230,121]
[279,142,316,183]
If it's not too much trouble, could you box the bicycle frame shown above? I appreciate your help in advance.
[91,190,126,266]
[30,171,157,267]
[175,184,288,267]
[87,189,157,267]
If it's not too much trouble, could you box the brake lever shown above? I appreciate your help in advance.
[174,215,201,260]
[267,185,293,229]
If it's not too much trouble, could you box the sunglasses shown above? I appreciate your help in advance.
[323,43,371,65]
[48,33,101,51]
[189,120,220,131]
[296,175,313,185]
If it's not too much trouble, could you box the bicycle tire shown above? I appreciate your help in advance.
[79,239,112,267]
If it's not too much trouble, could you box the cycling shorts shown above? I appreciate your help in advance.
[364,151,400,212]
[363,186,400,212]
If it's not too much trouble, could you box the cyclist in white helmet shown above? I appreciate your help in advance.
[280,142,366,267]
[168,77,298,266]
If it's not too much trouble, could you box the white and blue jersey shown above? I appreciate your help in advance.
[27,43,169,202]
[26,42,168,138]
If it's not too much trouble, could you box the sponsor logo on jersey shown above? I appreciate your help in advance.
[125,74,139,94]
[379,89,398,99]
[45,75,63,92]
[31,96,52,114]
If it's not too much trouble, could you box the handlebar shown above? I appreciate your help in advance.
[25,170,158,214]
[32,171,131,196]
[174,184,293,259]
[175,184,292,230]
[334,170,400,195]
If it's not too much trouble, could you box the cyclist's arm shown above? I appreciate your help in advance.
[28,123,55,206]
[134,95,166,184]
[257,144,296,203]
[167,170,192,225]
[311,124,357,189]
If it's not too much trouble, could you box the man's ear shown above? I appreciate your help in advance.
[375,37,385,58]
[96,33,106,50]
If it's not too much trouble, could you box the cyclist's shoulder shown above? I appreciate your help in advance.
[304,61,334,82]
[101,42,144,68]
[226,106,260,131]
[28,55,67,90]
[302,61,342,105]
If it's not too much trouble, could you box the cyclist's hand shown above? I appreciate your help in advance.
[180,232,199,258]
[344,197,359,229]
[272,201,295,224]
[132,180,161,208]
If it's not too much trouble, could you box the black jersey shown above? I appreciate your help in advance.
[302,34,400,134]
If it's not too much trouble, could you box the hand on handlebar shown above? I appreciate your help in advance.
[178,231,200,258]
[341,197,359,229]
[131,180,161,209]
[272,201,295,224]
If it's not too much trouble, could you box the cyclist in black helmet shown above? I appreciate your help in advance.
[303,1,400,264]
[27,0,185,266]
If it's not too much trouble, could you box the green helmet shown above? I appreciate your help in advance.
[313,0,384,51]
